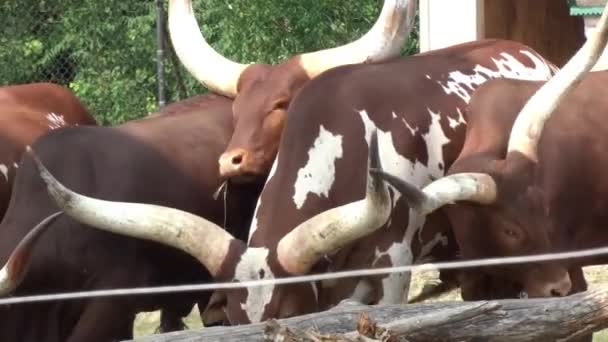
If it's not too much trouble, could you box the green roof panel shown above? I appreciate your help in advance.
[568,0,606,16]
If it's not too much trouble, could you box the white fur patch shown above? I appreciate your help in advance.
[293,126,343,209]
[437,51,554,103]
[358,109,453,303]
[447,108,466,129]
[234,247,275,323]
[46,112,67,130]
[373,241,413,304]
[414,232,449,264]
[349,279,373,303]
[0,165,8,182]
[401,118,418,136]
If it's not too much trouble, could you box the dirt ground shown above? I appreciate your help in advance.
[133,265,608,340]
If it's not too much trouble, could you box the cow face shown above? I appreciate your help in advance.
[203,243,320,324]
[373,154,573,299]
[218,62,308,182]
[168,0,417,182]
[222,257,320,324]
[443,157,572,299]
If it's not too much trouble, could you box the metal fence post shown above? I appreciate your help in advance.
[155,0,167,110]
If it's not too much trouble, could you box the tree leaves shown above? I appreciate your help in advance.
[0,0,419,125]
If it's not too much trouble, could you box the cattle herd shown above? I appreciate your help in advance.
[1,0,608,340]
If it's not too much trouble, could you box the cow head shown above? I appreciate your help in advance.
[30,130,392,323]
[168,0,416,181]
[371,6,608,299]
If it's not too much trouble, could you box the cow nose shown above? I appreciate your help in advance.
[219,149,248,178]
[548,273,572,297]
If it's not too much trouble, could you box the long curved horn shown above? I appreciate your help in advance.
[507,2,608,161]
[298,0,416,78]
[27,147,237,277]
[168,0,249,97]
[0,212,62,296]
[370,170,497,216]
[277,130,391,275]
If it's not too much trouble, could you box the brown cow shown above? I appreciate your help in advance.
[30,38,560,325]
[0,82,97,215]
[167,0,417,181]
[371,1,608,307]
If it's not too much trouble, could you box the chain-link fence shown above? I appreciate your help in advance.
[0,0,205,125]
[1,1,419,126]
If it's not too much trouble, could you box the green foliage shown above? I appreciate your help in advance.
[0,0,419,126]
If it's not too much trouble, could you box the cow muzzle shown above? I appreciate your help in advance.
[522,270,572,298]
[218,148,263,182]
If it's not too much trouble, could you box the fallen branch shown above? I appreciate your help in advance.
[129,289,608,342]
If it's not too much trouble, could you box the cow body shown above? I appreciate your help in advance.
[224,39,558,322]
[0,94,261,341]
[0,82,96,215]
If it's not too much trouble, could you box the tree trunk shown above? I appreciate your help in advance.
[128,289,608,342]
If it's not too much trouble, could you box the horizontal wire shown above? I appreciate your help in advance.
[1,245,607,306]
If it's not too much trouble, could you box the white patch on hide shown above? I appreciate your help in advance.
[423,109,451,175]
[447,108,466,129]
[358,109,452,303]
[359,108,450,221]
[293,126,343,209]
[437,50,554,103]
[0,165,8,182]
[349,279,373,303]
[414,232,449,264]
[12,163,18,169]
[46,112,67,130]
[373,242,413,304]
[391,111,397,119]
[401,118,418,136]
[234,247,275,323]
[247,152,280,243]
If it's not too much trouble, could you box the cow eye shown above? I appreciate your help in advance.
[273,99,289,110]
[504,229,517,238]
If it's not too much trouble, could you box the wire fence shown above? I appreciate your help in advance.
[0,0,206,126]
[1,244,607,306]
[1,1,420,127]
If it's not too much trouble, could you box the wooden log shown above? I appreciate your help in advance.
[128,289,608,342]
